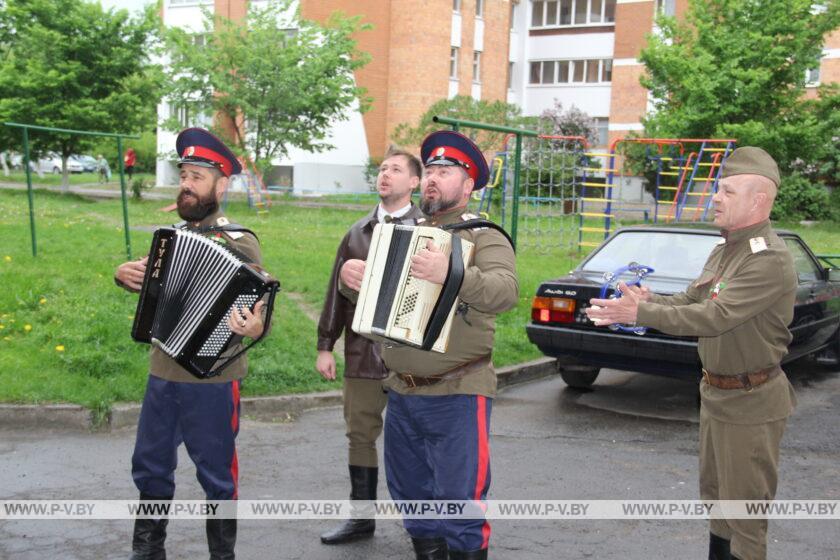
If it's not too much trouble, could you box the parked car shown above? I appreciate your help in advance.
[35,153,84,174]
[73,154,98,173]
[526,225,840,388]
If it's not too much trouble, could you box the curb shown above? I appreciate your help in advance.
[2,358,557,432]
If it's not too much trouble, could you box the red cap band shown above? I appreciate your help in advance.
[426,146,478,183]
[181,145,230,176]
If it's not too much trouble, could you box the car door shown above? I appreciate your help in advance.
[783,235,837,359]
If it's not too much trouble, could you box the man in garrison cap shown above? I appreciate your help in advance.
[115,127,265,560]
[339,130,518,560]
[587,147,797,560]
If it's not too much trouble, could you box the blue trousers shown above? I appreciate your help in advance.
[384,391,492,552]
[132,375,241,500]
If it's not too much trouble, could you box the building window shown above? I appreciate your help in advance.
[656,0,676,16]
[453,0,461,12]
[532,0,616,28]
[529,59,613,84]
[510,2,516,28]
[473,51,482,83]
[805,66,821,85]
[450,47,459,79]
[594,118,609,146]
[508,62,515,89]
[476,0,484,17]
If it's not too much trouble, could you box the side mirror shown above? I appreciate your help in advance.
[828,268,840,282]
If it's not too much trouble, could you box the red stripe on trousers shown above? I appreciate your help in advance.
[231,380,240,499]
[473,396,491,549]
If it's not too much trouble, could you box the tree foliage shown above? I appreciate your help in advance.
[163,0,371,174]
[639,0,840,171]
[391,95,524,153]
[0,0,163,185]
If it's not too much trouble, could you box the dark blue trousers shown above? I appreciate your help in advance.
[132,375,241,500]
[384,391,492,552]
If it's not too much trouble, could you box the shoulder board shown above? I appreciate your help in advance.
[443,219,515,253]
[461,212,479,221]
[749,237,768,254]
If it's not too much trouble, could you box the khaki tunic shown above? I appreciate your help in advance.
[636,220,797,423]
[380,208,519,398]
[147,210,262,384]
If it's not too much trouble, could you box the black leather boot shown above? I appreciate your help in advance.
[708,532,731,560]
[206,518,236,560]
[320,465,377,544]
[412,536,448,560]
[448,549,488,559]
[129,493,170,560]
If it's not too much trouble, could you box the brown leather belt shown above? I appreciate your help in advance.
[702,365,781,391]
[395,356,492,388]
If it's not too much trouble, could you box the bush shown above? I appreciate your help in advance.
[363,156,382,192]
[131,178,151,200]
[771,173,831,221]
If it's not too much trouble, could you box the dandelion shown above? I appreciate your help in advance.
[55,345,65,352]
[3,256,10,262]
[3,336,10,341]
[39,297,47,305]
[0,325,4,330]
[24,324,32,332]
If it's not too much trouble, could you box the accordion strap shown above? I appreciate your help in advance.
[421,234,466,351]
[173,221,260,242]
[442,219,515,252]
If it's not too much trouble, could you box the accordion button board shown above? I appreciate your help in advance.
[352,224,474,353]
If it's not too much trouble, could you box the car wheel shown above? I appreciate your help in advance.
[814,327,840,366]
[558,364,600,389]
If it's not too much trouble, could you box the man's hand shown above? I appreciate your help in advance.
[228,301,265,339]
[340,259,366,292]
[585,281,642,326]
[316,350,337,380]
[410,240,449,285]
[115,256,148,292]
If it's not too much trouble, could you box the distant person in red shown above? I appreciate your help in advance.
[124,148,137,180]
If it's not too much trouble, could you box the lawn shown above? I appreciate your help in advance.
[0,187,837,414]
[1,171,156,187]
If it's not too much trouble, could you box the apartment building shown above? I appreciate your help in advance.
[156,0,512,192]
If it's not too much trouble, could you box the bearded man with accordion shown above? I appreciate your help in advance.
[115,128,271,560]
[339,131,519,560]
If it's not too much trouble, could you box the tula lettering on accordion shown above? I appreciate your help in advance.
[131,227,279,379]
[352,224,474,353]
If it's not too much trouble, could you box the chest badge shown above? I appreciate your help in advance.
[710,281,726,300]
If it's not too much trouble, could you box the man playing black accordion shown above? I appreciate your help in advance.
[115,128,265,560]
[339,130,519,560]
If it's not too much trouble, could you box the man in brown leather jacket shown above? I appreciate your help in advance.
[316,147,423,544]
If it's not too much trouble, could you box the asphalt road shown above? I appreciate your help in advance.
[1,359,838,560]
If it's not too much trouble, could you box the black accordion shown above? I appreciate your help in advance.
[131,227,279,379]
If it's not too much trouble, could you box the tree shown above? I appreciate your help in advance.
[535,101,599,147]
[163,0,371,175]
[0,0,163,188]
[391,95,524,153]
[639,0,840,171]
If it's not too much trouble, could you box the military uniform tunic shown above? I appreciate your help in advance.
[636,220,797,560]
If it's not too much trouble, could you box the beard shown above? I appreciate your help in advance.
[177,188,219,222]
[420,191,460,216]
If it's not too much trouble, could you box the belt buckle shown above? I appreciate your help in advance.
[403,374,417,388]
[742,372,754,392]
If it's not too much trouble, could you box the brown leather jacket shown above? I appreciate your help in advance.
[317,203,423,379]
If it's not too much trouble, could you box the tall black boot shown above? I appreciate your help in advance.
[412,537,448,560]
[448,549,488,560]
[129,493,170,560]
[206,518,236,560]
[708,532,731,560]
[320,465,377,544]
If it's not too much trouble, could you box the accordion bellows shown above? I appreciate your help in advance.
[132,228,278,378]
[352,224,474,353]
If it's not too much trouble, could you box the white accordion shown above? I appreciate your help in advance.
[352,224,474,353]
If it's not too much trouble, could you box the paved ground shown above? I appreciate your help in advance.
[1,359,838,560]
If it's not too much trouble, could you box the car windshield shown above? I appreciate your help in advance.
[581,230,722,279]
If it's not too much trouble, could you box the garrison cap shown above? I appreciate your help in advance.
[176,127,242,177]
[721,146,780,187]
[421,130,489,190]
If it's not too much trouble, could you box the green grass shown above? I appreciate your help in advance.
[1,171,155,187]
[0,187,837,411]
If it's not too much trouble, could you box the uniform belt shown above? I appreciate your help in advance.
[702,365,781,391]
[395,355,492,389]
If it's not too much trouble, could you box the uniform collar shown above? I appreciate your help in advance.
[423,205,469,227]
[721,220,771,244]
[191,208,226,230]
